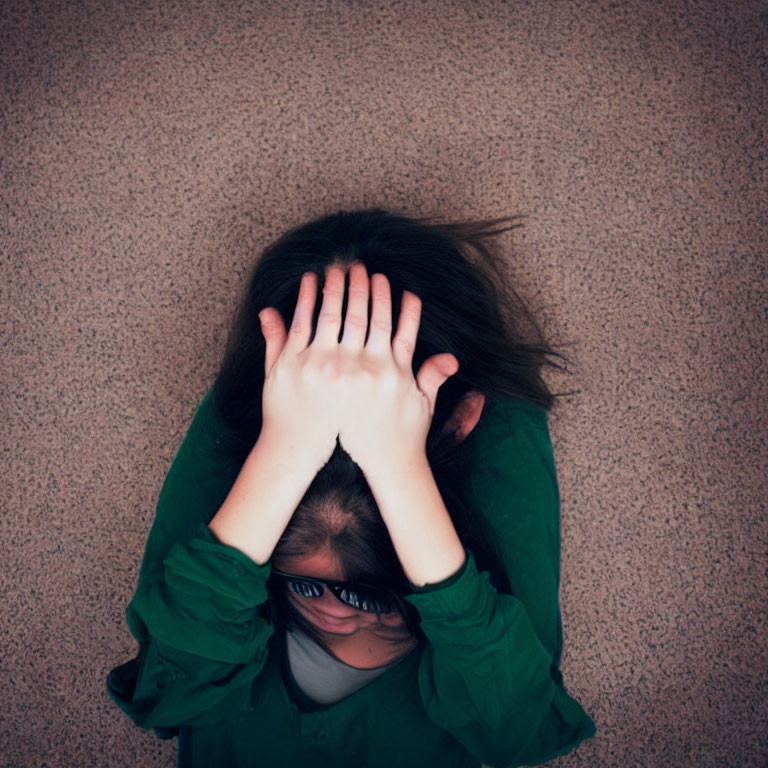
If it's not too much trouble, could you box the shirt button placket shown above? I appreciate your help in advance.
[300,712,328,743]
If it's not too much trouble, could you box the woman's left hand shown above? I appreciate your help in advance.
[334,262,460,478]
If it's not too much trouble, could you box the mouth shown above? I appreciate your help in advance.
[305,606,359,631]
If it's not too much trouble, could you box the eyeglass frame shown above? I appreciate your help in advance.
[270,568,405,616]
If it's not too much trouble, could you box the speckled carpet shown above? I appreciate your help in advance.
[2,1,766,765]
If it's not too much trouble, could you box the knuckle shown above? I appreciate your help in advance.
[344,313,367,330]
[395,336,415,355]
[380,369,399,389]
[307,353,337,377]
[371,317,391,332]
[347,285,368,300]
[402,301,421,321]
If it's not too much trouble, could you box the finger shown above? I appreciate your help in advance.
[314,264,346,347]
[366,273,392,354]
[415,354,460,411]
[340,262,369,350]
[286,271,319,351]
[259,307,288,377]
[391,289,422,369]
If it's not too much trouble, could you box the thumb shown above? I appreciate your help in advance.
[259,308,288,377]
[415,354,460,408]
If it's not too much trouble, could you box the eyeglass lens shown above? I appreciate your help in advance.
[285,578,396,614]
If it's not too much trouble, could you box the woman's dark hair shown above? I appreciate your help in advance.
[209,208,570,654]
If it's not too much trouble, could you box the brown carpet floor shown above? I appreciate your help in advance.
[2,0,766,765]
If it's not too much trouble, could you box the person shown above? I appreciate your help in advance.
[106,209,596,767]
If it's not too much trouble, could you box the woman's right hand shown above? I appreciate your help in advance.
[257,265,347,474]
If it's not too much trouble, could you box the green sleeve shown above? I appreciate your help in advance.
[106,389,274,732]
[466,398,565,669]
[108,524,274,730]
[130,388,243,597]
[400,396,595,765]
[403,549,595,768]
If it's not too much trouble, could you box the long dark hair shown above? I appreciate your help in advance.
[209,209,571,653]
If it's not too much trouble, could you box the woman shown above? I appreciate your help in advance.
[107,209,595,767]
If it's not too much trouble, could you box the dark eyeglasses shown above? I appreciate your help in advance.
[270,569,400,615]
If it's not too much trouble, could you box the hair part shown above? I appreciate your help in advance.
[266,442,423,652]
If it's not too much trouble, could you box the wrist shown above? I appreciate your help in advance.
[208,430,319,565]
[359,448,431,489]
[256,426,328,477]
[361,453,466,587]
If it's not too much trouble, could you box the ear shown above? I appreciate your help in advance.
[441,390,486,443]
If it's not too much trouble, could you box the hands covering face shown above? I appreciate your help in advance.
[258,262,460,476]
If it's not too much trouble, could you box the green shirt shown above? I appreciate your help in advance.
[106,389,595,767]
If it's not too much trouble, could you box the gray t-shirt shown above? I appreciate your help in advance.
[286,629,414,705]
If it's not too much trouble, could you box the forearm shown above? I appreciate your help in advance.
[207,430,317,565]
[363,454,466,587]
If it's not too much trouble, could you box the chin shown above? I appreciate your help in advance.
[319,626,359,637]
